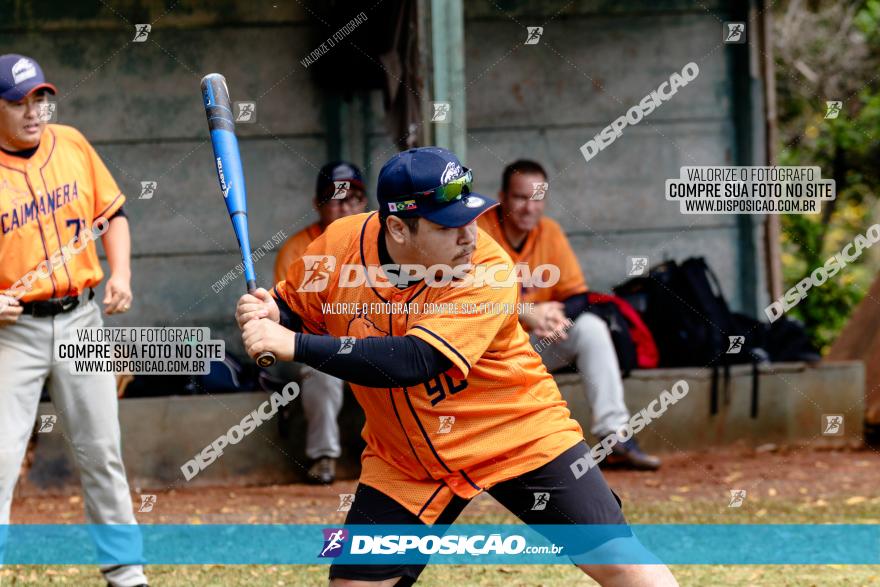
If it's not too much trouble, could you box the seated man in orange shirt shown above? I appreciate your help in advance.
[273,161,367,483]
[479,160,660,470]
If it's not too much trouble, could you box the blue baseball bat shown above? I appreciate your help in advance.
[200,73,275,367]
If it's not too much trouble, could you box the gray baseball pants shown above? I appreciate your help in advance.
[0,300,146,586]
[531,312,631,437]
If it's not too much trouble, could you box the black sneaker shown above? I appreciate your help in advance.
[307,457,336,484]
[602,436,661,470]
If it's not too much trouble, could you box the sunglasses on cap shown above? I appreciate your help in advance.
[413,168,474,204]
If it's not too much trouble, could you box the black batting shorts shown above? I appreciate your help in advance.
[329,441,629,585]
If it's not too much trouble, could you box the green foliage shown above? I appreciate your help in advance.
[775,1,880,353]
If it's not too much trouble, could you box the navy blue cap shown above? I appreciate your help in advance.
[0,55,57,102]
[315,161,365,201]
[377,147,497,228]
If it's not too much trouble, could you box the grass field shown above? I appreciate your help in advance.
[6,445,878,585]
[3,495,879,586]
[5,562,874,586]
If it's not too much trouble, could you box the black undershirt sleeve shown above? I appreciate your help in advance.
[273,286,304,331]
[108,206,126,221]
[563,292,590,321]
[274,233,451,386]
[294,332,452,388]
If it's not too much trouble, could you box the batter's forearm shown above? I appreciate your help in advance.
[294,333,452,387]
[101,216,131,278]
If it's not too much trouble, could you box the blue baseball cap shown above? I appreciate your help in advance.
[315,160,365,202]
[377,147,497,228]
[0,55,57,102]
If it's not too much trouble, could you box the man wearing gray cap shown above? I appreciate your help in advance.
[0,54,147,587]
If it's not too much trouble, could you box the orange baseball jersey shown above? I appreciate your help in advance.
[272,222,323,284]
[478,207,588,304]
[0,124,125,302]
[275,212,583,523]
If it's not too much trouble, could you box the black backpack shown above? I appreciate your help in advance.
[614,257,768,416]
[125,353,285,397]
[585,299,639,377]
[765,317,821,363]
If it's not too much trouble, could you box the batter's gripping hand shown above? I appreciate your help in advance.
[236,288,280,328]
[241,318,295,362]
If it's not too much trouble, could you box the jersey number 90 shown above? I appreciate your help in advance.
[424,374,468,406]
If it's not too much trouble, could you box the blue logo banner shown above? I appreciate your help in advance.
[0,524,877,565]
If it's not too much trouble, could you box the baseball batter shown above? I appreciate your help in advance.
[237,147,677,586]
[273,161,368,484]
[0,55,147,587]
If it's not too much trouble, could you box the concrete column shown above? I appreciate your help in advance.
[430,0,467,159]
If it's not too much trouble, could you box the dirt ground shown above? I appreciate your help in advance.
[11,442,880,524]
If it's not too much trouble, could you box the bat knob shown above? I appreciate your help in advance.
[256,351,276,368]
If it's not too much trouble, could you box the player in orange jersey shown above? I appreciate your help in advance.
[0,55,147,587]
[273,161,367,484]
[479,160,661,470]
[237,147,677,586]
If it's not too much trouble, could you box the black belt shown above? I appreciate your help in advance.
[21,289,95,318]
